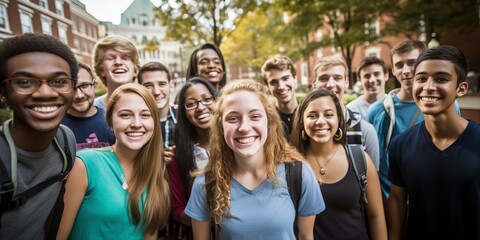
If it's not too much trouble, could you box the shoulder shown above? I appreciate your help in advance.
[359,120,376,132]
[390,122,423,147]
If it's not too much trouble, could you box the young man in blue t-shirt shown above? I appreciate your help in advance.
[387,45,480,239]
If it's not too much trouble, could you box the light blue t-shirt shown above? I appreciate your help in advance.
[367,95,461,197]
[69,147,144,239]
[93,95,107,112]
[185,162,325,239]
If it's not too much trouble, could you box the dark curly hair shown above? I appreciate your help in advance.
[0,33,79,83]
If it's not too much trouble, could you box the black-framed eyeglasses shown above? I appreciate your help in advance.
[184,96,215,110]
[75,80,95,94]
[4,77,75,95]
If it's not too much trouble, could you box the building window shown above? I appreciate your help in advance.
[41,17,52,35]
[19,11,33,33]
[58,24,68,44]
[80,22,85,34]
[39,0,48,9]
[55,0,64,17]
[74,39,80,50]
[0,3,10,30]
[365,47,381,58]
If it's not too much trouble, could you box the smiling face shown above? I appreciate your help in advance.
[264,69,297,104]
[184,83,216,130]
[110,92,154,152]
[140,70,172,111]
[313,65,349,100]
[196,48,224,89]
[392,49,420,97]
[359,64,388,101]
[413,59,466,116]
[303,96,339,144]
[100,49,137,87]
[69,68,97,117]
[222,90,268,161]
[2,52,74,134]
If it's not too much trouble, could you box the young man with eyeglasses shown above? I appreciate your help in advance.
[62,62,115,150]
[0,33,77,239]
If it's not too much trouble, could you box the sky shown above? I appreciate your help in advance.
[79,0,161,24]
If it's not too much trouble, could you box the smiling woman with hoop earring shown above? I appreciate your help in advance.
[291,89,386,240]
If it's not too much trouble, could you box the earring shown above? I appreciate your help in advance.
[302,130,307,140]
[333,128,343,141]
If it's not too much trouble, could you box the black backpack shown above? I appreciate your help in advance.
[0,121,73,239]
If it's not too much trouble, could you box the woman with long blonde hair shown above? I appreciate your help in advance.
[185,80,324,239]
[57,83,170,239]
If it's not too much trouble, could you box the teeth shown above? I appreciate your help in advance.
[197,113,210,120]
[278,90,288,95]
[314,129,329,134]
[237,137,255,144]
[33,106,58,113]
[421,97,438,102]
[113,69,126,73]
[208,72,218,77]
[127,132,144,137]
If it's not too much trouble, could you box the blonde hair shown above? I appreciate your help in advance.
[106,83,170,234]
[313,55,348,82]
[92,35,140,86]
[205,79,304,225]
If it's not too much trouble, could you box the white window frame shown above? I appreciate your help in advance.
[39,0,49,9]
[365,47,381,58]
[55,0,64,17]
[57,22,68,44]
[0,1,10,31]
[18,9,34,34]
[41,15,52,35]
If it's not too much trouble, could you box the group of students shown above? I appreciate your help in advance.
[0,32,478,240]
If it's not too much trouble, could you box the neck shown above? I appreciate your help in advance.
[396,88,414,102]
[195,128,210,149]
[233,151,266,174]
[67,106,97,118]
[424,108,468,140]
[364,93,385,103]
[277,98,298,114]
[308,140,337,157]
[112,144,136,167]
[159,105,170,122]
[9,120,56,152]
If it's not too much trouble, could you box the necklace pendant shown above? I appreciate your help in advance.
[319,167,326,175]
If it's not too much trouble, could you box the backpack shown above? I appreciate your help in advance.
[0,120,74,239]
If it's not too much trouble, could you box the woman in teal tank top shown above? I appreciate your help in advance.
[57,83,171,239]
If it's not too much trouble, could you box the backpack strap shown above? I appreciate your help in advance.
[346,108,363,145]
[382,88,400,151]
[285,161,302,237]
[0,130,13,226]
[346,144,368,205]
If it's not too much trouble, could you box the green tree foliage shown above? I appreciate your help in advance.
[275,0,392,85]
[222,4,286,81]
[154,0,259,47]
[383,0,479,42]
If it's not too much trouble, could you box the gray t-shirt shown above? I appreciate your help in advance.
[0,126,76,239]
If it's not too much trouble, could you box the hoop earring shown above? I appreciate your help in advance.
[333,128,343,141]
[301,130,307,140]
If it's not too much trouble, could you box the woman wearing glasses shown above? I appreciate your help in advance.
[61,62,115,150]
[167,77,217,238]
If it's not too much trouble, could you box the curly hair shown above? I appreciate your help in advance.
[290,89,347,155]
[0,33,78,83]
[106,83,170,234]
[204,79,304,225]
